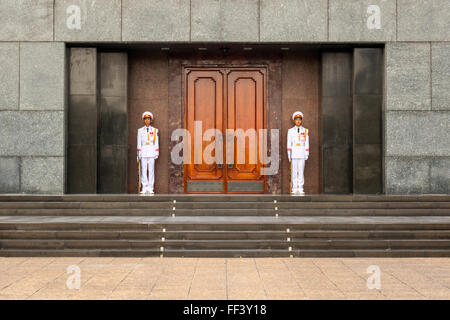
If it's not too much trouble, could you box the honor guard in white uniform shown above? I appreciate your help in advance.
[137,111,159,194]
[287,111,309,195]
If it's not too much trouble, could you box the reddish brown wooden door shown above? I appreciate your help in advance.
[184,67,266,193]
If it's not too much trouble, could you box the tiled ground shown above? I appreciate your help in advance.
[0,257,450,300]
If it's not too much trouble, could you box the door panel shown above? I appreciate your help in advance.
[185,70,224,184]
[184,67,266,193]
[226,70,265,183]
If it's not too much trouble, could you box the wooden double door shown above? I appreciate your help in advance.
[184,67,267,193]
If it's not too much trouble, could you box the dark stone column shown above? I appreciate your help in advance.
[98,53,128,194]
[321,52,353,194]
[353,48,383,194]
[67,48,97,193]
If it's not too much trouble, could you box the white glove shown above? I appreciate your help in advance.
[288,157,291,163]
[305,154,309,160]
[138,151,142,160]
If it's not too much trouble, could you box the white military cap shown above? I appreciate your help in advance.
[142,111,153,120]
[292,111,304,121]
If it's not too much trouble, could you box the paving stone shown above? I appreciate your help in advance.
[1,258,450,299]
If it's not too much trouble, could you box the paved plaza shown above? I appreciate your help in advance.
[1,257,450,300]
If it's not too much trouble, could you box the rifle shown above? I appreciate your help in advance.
[289,161,292,194]
[137,156,141,193]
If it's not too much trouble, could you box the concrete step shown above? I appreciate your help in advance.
[0,207,449,216]
[1,201,449,210]
[164,249,450,258]
[0,193,449,257]
[2,239,450,251]
[1,195,449,203]
[2,230,450,240]
[1,248,450,257]
[2,221,450,231]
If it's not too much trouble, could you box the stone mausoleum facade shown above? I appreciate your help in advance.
[0,0,448,195]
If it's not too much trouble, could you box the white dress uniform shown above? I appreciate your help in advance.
[287,112,309,194]
[137,112,159,194]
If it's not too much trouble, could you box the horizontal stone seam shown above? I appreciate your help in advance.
[0,110,65,113]
[99,94,127,98]
[17,109,65,112]
[1,40,448,44]
[16,41,65,44]
[385,156,450,158]
[355,143,382,145]
[382,41,450,44]
[9,156,64,159]
[386,110,450,113]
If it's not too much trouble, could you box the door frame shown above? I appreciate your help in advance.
[182,65,268,194]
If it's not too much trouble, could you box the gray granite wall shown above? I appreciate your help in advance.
[385,43,450,194]
[0,42,66,194]
[0,0,448,194]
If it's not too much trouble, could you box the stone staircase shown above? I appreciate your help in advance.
[0,195,449,257]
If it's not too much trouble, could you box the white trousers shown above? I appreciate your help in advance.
[141,157,155,192]
[291,159,305,192]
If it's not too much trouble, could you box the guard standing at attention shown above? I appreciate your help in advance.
[137,111,159,194]
[287,111,309,195]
